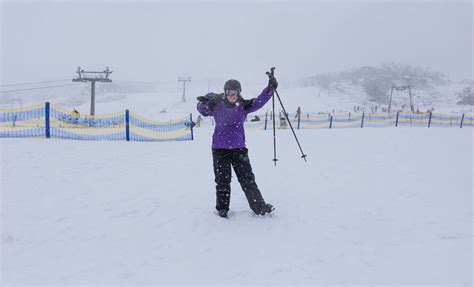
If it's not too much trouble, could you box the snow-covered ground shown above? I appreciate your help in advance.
[1,127,472,285]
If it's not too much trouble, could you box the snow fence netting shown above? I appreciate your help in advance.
[129,112,192,142]
[0,102,193,142]
[242,112,473,129]
[50,103,126,141]
[0,103,45,138]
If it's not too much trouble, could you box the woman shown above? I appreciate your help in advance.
[197,77,278,218]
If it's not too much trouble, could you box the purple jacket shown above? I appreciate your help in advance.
[197,86,274,149]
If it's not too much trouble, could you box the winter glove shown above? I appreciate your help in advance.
[208,93,223,111]
[196,92,217,103]
[268,76,278,90]
[197,93,223,111]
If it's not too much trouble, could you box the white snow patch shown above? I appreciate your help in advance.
[1,128,472,285]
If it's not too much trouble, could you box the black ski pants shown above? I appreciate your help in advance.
[212,148,265,214]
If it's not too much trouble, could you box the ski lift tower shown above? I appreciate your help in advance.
[178,76,191,103]
[72,66,113,115]
[389,85,414,114]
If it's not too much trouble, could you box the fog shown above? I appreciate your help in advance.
[1,0,472,85]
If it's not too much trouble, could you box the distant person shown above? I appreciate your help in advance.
[250,115,260,122]
[71,109,80,124]
[196,115,202,127]
[295,106,301,119]
[196,77,278,218]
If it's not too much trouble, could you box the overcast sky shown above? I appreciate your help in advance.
[1,0,472,85]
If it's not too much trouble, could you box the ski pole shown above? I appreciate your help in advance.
[272,89,278,166]
[266,67,307,162]
[274,88,307,161]
[266,68,278,166]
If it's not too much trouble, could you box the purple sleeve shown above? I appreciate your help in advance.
[197,101,213,116]
[245,86,274,114]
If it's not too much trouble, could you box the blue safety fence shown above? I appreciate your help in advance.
[0,103,45,138]
[129,112,192,142]
[429,113,467,128]
[239,111,474,130]
[397,113,430,127]
[0,102,194,142]
[50,103,126,141]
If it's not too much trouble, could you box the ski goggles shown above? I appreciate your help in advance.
[225,90,239,97]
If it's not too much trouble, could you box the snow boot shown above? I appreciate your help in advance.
[257,203,275,215]
[217,209,229,218]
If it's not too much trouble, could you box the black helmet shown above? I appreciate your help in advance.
[224,79,241,92]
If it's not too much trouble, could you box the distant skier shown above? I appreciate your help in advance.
[196,77,278,218]
[71,109,80,124]
[295,106,301,119]
[196,115,203,127]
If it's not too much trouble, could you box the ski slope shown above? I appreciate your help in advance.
[1,127,472,285]
[1,79,471,123]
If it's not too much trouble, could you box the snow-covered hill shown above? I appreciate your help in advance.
[1,71,472,121]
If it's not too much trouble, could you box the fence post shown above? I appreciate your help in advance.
[297,113,301,130]
[190,113,194,140]
[395,111,399,127]
[264,112,268,130]
[45,102,50,138]
[460,113,465,128]
[329,115,333,129]
[428,112,432,128]
[361,113,365,128]
[125,109,130,141]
